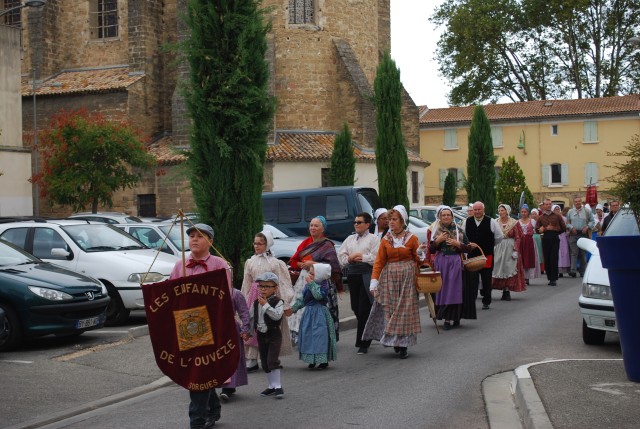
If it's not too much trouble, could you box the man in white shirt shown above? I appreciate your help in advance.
[338,212,380,354]
[463,202,503,310]
[566,197,595,277]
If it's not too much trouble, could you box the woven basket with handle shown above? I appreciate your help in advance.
[462,244,487,272]
[416,263,442,294]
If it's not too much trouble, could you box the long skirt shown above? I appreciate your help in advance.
[558,232,570,273]
[492,238,526,292]
[298,303,337,365]
[362,260,420,347]
[522,235,542,280]
[221,320,248,389]
[434,253,464,322]
[533,233,544,273]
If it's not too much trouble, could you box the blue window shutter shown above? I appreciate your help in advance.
[542,164,550,187]
[561,163,569,185]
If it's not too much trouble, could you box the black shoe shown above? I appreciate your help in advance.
[274,387,285,399]
[357,347,368,355]
[260,388,277,396]
[308,363,316,369]
[247,364,259,373]
[204,417,218,429]
[482,304,490,310]
[393,346,401,354]
[399,348,408,359]
[548,281,557,286]
[503,291,511,301]
[559,273,563,278]
[525,279,529,285]
[443,321,451,330]
[452,320,460,327]
[569,272,577,278]
[317,363,328,370]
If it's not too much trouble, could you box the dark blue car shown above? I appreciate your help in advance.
[0,239,110,351]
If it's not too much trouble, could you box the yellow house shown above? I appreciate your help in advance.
[419,95,640,207]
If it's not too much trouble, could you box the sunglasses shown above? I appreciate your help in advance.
[354,221,367,225]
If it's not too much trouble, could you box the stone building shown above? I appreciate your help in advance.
[15,0,424,217]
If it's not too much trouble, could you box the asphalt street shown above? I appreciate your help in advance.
[0,276,626,429]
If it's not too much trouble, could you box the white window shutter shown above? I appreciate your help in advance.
[542,164,550,186]
[584,162,598,185]
[561,163,569,185]
[491,127,503,147]
[439,169,447,190]
[456,168,465,190]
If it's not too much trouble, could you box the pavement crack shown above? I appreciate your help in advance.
[53,338,134,362]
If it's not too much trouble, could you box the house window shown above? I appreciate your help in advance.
[289,0,314,24]
[542,163,568,187]
[321,168,330,187]
[439,168,464,190]
[137,194,156,217]
[411,171,419,204]
[89,0,118,39]
[551,124,558,136]
[584,162,598,186]
[583,121,598,143]
[444,129,458,150]
[2,0,21,26]
[491,126,503,148]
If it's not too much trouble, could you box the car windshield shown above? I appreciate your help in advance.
[409,217,429,227]
[604,209,640,237]
[0,240,38,266]
[125,216,143,223]
[61,224,148,252]
[158,225,190,251]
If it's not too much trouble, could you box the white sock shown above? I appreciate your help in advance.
[266,371,276,389]
[246,359,257,368]
[271,369,281,389]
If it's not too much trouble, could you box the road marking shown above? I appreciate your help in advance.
[0,359,33,364]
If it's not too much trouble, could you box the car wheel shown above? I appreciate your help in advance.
[582,320,606,345]
[0,304,22,352]
[103,283,131,326]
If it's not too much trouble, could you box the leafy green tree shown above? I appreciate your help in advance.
[443,171,457,206]
[431,0,640,105]
[466,105,497,216]
[182,0,273,288]
[607,134,640,227]
[328,123,356,186]
[32,109,155,213]
[374,51,409,210]
[496,156,536,213]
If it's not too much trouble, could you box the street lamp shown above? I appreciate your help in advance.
[0,1,46,18]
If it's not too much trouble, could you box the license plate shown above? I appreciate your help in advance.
[604,319,616,327]
[76,316,102,329]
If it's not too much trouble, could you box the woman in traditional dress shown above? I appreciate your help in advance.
[241,231,294,372]
[492,204,526,300]
[363,205,421,359]
[594,204,606,237]
[428,206,476,330]
[517,204,541,285]
[288,216,342,344]
[286,263,337,369]
[555,205,571,277]
[530,209,545,274]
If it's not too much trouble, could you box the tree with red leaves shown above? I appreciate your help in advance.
[31,109,155,213]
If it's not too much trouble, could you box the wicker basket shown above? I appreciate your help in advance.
[462,244,487,272]
[416,269,442,294]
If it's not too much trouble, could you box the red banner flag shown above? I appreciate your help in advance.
[586,184,598,208]
[142,269,240,391]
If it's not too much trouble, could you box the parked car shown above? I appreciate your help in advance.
[116,223,190,258]
[0,239,110,351]
[262,224,306,264]
[410,205,466,227]
[577,208,639,345]
[69,212,143,224]
[262,186,381,241]
[407,216,429,243]
[0,220,178,326]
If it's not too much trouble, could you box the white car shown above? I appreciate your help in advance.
[116,223,190,258]
[410,205,467,227]
[407,216,429,243]
[0,220,178,325]
[577,209,639,345]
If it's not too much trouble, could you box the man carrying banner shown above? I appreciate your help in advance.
[169,223,232,429]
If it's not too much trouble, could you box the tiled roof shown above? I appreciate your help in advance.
[149,135,188,166]
[420,94,640,126]
[149,131,430,166]
[268,131,429,166]
[21,66,144,97]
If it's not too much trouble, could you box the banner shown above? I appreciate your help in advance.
[586,184,598,208]
[142,269,240,391]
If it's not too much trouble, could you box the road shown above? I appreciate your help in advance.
[0,278,622,429]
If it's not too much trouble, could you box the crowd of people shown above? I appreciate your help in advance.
[176,197,619,428]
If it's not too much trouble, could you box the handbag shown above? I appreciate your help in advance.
[416,262,442,294]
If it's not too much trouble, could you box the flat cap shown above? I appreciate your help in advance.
[186,223,214,239]
[255,271,279,285]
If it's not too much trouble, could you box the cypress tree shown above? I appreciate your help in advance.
[496,156,536,213]
[182,0,273,288]
[466,105,497,216]
[443,171,457,207]
[328,123,356,186]
[374,51,409,210]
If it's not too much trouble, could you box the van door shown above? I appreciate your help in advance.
[304,194,351,241]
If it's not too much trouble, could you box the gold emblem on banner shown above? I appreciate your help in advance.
[174,305,214,351]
